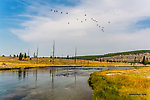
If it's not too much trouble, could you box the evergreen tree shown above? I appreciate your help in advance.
[67,55,69,59]
[100,58,102,62]
[146,57,149,62]
[24,53,27,59]
[50,56,52,58]
[134,57,137,62]
[142,56,146,65]
[13,55,16,57]
[19,53,23,60]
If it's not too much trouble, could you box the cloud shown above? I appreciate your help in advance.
[11,0,150,56]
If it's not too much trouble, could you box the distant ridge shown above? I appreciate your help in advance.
[77,50,150,60]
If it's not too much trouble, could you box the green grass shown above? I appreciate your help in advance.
[88,67,150,100]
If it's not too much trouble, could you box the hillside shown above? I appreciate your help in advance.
[77,50,150,63]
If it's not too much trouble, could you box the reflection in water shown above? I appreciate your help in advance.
[52,70,54,89]
[0,67,135,100]
[35,69,37,81]
[74,69,77,86]
[51,69,54,100]
[34,69,38,88]
[23,70,26,79]
[18,69,22,80]
[17,69,27,80]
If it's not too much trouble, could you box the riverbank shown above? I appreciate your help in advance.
[88,67,150,100]
[0,57,148,70]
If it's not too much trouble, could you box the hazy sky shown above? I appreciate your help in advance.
[1,0,150,57]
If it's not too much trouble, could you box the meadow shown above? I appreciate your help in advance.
[88,67,150,100]
[0,56,147,70]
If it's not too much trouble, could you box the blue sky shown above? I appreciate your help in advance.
[0,0,80,56]
[136,18,150,29]
[0,0,80,30]
[0,0,29,55]
[1,0,150,56]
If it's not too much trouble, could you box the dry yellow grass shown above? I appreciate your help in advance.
[89,67,150,100]
[0,56,148,69]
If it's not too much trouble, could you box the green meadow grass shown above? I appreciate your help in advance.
[88,67,150,100]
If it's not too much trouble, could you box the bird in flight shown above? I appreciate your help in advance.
[101,29,104,32]
[50,8,111,32]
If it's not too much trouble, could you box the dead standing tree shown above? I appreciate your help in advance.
[75,47,77,64]
[28,49,30,58]
[52,41,55,64]
[36,46,39,64]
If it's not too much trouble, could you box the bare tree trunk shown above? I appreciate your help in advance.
[75,47,77,64]
[36,46,39,64]
[52,40,55,64]
[28,49,30,58]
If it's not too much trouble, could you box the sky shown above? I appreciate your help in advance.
[0,0,150,57]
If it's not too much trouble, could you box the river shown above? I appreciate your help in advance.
[0,67,135,100]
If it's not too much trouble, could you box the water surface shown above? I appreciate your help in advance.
[0,67,135,100]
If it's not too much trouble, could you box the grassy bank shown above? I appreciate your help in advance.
[0,57,148,70]
[88,67,150,100]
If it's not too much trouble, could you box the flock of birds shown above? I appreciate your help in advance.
[50,9,111,32]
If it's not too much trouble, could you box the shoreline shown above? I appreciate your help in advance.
[0,64,148,70]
